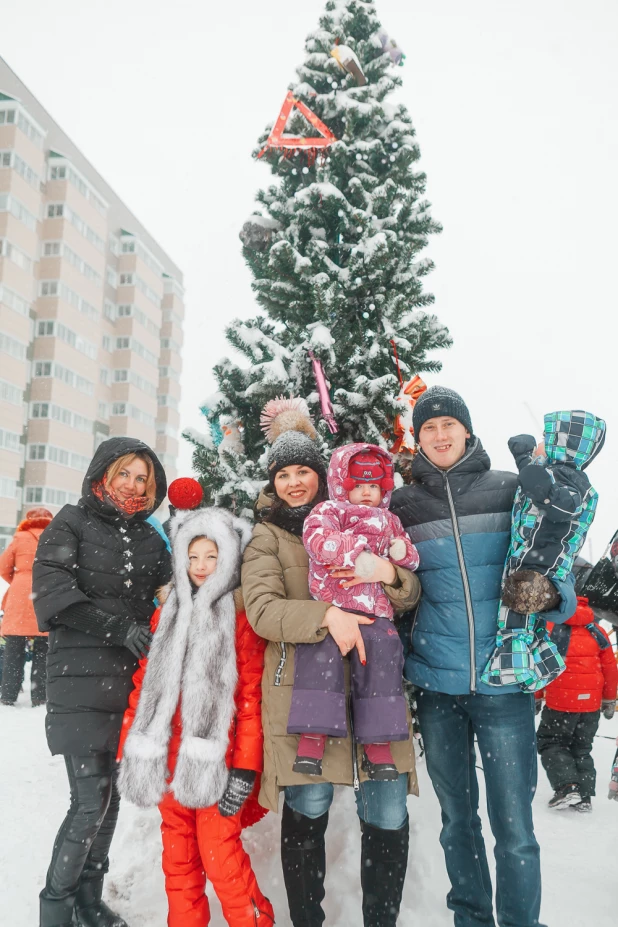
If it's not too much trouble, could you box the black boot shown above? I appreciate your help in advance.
[74,876,128,927]
[281,801,328,927]
[360,817,409,927]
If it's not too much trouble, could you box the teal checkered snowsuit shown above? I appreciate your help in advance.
[482,410,606,692]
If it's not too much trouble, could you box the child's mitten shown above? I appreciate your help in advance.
[501,570,560,614]
[508,434,536,468]
[218,768,256,817]
[389,538,407,562]
[602,699,616,721]
[355,551,376,579]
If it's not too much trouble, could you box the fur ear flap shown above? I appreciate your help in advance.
[231,515,253,553]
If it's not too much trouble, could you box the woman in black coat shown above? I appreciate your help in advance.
[33,437,171,927]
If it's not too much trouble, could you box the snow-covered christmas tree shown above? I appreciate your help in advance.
[186,0,451,515]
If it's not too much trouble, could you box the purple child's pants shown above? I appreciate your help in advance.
[287,616,409,744]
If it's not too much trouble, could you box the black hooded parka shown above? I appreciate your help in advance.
[33,437,171,755]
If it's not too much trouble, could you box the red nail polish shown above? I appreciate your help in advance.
[361,659,366,666]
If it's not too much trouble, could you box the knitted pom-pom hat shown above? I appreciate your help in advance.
[260,397,327,481]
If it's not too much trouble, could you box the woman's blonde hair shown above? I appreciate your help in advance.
[104,453,157,511]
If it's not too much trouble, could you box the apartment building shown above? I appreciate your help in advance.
[0,58,183,550]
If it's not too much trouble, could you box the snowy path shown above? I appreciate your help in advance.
[2,678,616,926]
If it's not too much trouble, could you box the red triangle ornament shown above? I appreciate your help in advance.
[258,92,337,165]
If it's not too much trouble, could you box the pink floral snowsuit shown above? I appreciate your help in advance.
[287,444,419,744]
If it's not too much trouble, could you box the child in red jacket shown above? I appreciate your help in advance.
[118,487,274,927]
[536,596,618,811]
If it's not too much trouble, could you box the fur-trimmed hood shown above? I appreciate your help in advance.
[169,505,253,602]
[119,506,253,810]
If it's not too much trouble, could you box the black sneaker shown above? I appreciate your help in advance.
[573,796,593,813]
[292,755,323,776]
[361,752,398,781]
[548,784,581,810]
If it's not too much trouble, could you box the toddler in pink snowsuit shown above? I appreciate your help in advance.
[287,443,419,780]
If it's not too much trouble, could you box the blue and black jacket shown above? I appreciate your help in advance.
[390,439,576,696]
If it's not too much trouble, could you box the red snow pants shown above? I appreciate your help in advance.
[159,790,274,927]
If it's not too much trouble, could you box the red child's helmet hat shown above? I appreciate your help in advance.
[342,451,395,492]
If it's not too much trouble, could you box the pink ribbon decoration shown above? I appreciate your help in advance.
[308,351,339,434]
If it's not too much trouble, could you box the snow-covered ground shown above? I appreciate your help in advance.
[2,669,616,926]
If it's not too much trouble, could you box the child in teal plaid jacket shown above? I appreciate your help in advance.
[483,410,606,692]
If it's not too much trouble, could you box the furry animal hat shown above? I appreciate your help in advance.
[119,502,252,809]
[261,396,327,482]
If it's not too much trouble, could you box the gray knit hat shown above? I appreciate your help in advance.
[267,430,327,481]
[412,386,473,438]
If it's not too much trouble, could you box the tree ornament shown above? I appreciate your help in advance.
[260,396,317,443]
[308,351,339,434]
[391,374,428,454]
[200,406,224,447]
[330,43,367,86]
[168,478,203,510]
[239,214,282,252]
[219,416,244,454]
[258,91,337,165]
[378,30,405,66]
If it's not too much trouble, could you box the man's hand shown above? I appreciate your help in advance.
[321,606,374,663]
[602,699,616,721]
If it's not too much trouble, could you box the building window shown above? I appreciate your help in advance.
[25,486,80,506]
[28,444,46,461]
[98,401,109,420]
[102,335,113,353]
[31,402,50,418]
[121,240,136,254]
[0,378,23,405]
[0,238,33,272]
[36,319,97,359]
[32,361,94,396]
[43,241,62,256]
[0,194,37,231]
[47,204,64,218]
[115,337,130,350]
[103,300,116,321]
[49,161,107,214]
[119,273,134,286]
[157,394,179,410]
[0,283,30,317]
[34,361,52,377]
[0,428,21,453]
[0,331,27,361]
[0,150,40,187]
[99,367,110,385]
[106,267,117,288]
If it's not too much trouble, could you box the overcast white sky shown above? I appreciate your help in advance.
[2,0,617,557]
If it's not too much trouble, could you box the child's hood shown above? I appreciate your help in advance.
[169,506,253,605]
[543,411,606,470]
[566,597,596,627]
[327,443,394,509]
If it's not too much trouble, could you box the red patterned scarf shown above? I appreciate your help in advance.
[91,480,150,516]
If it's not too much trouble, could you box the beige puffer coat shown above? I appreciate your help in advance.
[241,490,421,812]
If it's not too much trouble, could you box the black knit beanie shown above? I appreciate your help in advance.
[413,386,473,438]
[267,431,327,483]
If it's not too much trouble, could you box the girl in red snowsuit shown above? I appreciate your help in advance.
[118,497,274,926]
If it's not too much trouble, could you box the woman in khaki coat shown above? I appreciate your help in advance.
[242,401,420,927]
[0,507,53,706]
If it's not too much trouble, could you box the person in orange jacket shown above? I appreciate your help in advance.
[536,595,618,811]
[0,507,53,706]
[118,482,274,927]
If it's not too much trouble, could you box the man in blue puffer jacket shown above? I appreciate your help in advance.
[391,386,576,927]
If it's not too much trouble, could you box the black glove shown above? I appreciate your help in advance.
[218,768,256,817]
[602,700,616,721]
[123,623,152,659]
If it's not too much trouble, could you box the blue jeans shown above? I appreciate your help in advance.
[283,773,408,830]
[417,690,545,927]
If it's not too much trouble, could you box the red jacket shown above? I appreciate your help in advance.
[118,602,267,827]
[544,597,618,713]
